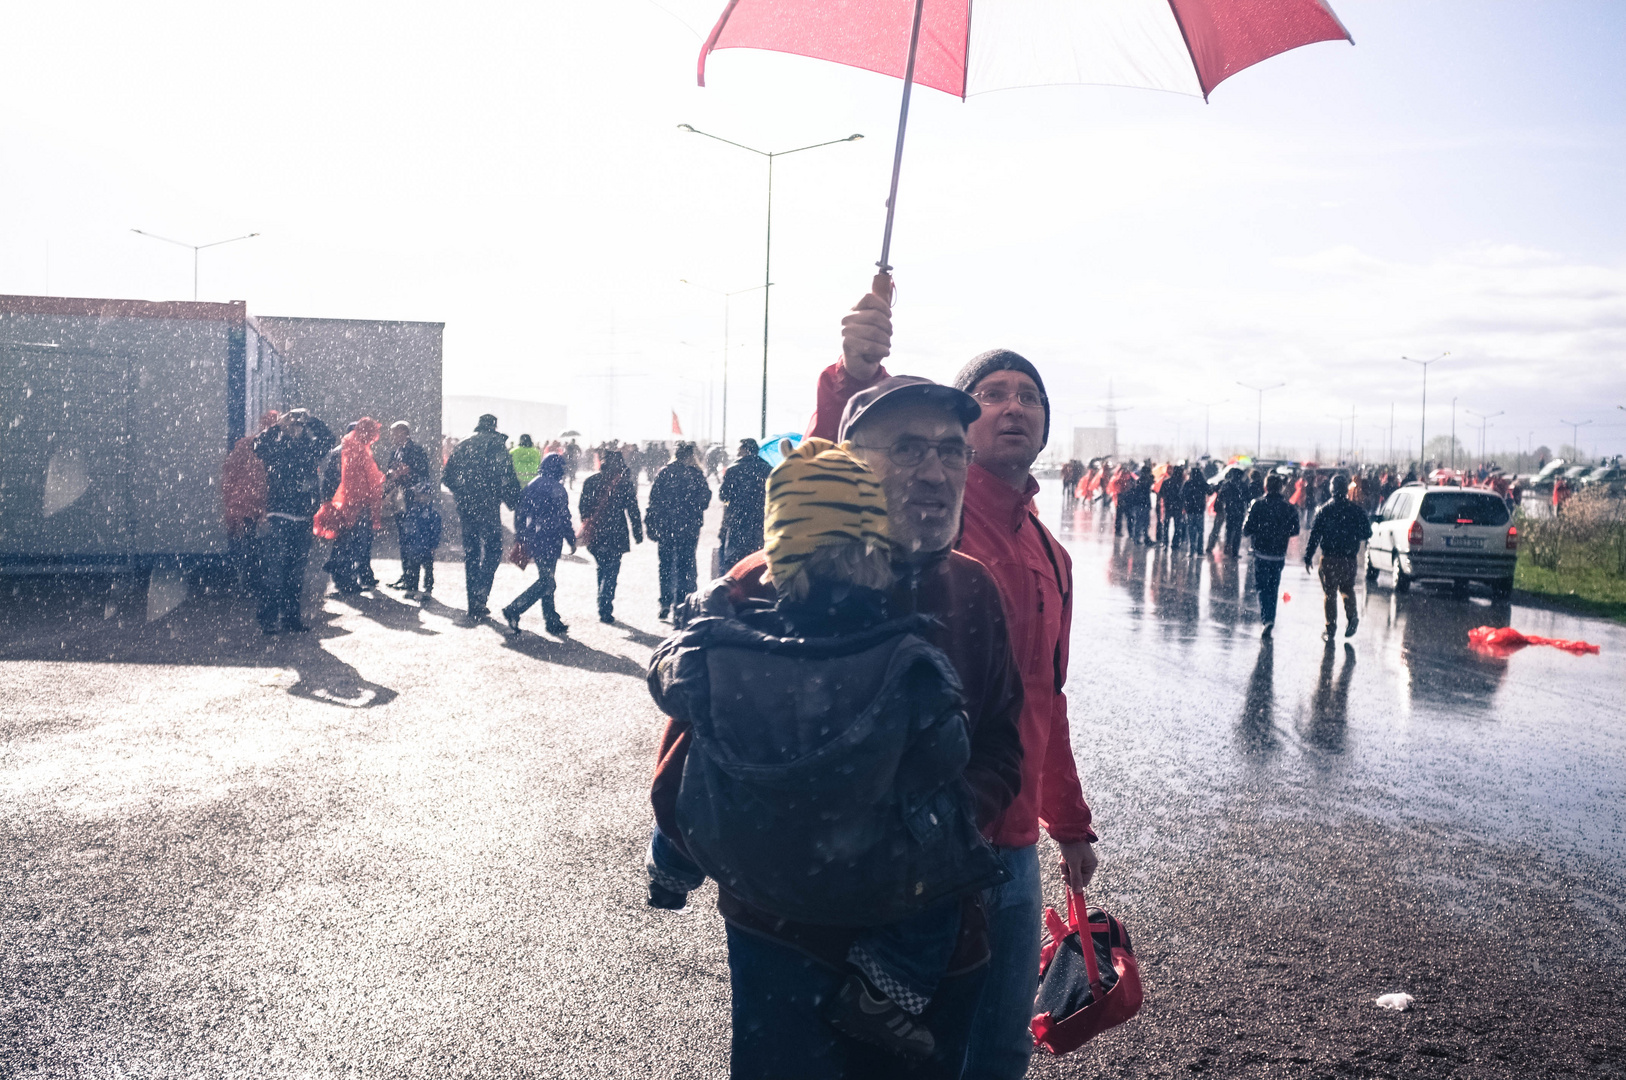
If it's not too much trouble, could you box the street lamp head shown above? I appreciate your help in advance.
[677,124,696,132]
[846,134,864,141]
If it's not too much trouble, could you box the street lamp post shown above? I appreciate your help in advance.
[679,279,770,448]
[1236,381,1284,461]
[1325,413,1345,465]
[1188,398,1226,458]
[1402,352,1449,468]
[130,229,260,301]
[1466,409,1503,469]
[1450,396,1458,472]
[677,125,864,440]
[1558,418,1593,462]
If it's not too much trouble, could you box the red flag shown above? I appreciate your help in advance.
[671,410,683,436]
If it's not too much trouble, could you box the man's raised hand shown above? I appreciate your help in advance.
[839,286,893,383]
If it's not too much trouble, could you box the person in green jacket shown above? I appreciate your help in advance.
[510,434,541,487]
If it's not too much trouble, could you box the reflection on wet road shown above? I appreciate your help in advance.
[1054,495,1626,870]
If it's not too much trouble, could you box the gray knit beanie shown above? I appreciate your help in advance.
[952,349,1050,444]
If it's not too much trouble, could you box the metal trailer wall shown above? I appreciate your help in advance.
[255,316,443,479]
[0,296,290,566]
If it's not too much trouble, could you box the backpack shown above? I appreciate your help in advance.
[648,612,1008,926]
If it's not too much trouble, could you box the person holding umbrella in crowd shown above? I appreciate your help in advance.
[810,283,1101,1079]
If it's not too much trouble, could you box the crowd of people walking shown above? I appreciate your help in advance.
[221,279,1510,1078]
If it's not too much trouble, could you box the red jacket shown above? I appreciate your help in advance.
[960,465,1095,848]
[804,360,890,441]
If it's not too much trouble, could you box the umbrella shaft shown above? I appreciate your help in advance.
[878,0,926,274]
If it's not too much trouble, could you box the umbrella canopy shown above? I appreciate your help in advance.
[700,0,1353,275]
[700,0,1352,102]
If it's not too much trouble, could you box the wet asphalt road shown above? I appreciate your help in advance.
[2,483,1622,1078]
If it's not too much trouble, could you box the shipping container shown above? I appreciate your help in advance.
[0,296,292,571]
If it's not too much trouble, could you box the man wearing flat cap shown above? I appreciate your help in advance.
[812,289,1102,1080]
[652,373,1026,1076]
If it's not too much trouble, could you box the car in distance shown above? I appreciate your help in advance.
[1366,485,1517,599]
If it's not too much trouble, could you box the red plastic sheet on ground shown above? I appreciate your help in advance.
[1468,626,1600,656]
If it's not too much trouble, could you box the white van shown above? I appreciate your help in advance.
[1366,486,1518,599]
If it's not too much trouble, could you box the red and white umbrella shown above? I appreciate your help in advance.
[698,0,1353,279]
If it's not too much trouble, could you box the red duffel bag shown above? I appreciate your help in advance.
[1030,888,1143,1055]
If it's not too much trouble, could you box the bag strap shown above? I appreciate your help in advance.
[583,472,623,531]
[1067,888,1108,1001]
[1030,512,1069,695]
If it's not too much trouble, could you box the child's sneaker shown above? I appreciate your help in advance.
[823,974,935,1060]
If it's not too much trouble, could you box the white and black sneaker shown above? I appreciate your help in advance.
[823,974,935,1060]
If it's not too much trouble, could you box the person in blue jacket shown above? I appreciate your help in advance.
[503,452,576,636]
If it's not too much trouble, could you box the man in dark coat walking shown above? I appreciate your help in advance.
[1211,468,1248,558]
[441,414,522,620]
[384,420,433,592]
[1181,466,1211,555]
[1304,471,1372,641]
[1241,472,1301,638]
[646,442,713,620]
[252,408,336,633]
[718,439,771,570]
[578,448,643,623]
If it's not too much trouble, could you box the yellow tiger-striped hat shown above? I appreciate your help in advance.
[764,437,889,590]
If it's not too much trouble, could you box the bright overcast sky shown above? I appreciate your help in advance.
[2,1,1622,461]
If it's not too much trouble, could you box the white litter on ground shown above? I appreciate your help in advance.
[1375,992,1414,1012]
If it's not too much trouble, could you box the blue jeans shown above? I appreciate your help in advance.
[726,923,986,1080]
[257,516,312,629]
[459,512,503,613]
[1254,556,1285,624]
[963,844,1041,1080]
[593,550,623,619]
[504,558,559,623]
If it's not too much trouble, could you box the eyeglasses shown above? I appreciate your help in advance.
[972,388,1045,410]
[854,437,973,470]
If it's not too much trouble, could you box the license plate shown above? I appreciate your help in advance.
[1444,536,1485,549]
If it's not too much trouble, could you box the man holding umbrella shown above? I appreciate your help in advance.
[837,289,1099,1080]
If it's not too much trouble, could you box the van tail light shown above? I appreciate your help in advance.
[1507,526,1519,551]
[1408,521,1425,545]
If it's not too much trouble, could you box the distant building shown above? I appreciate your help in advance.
[0,294,442,568]
[1073,426,1117,461]
[443,395,567,444]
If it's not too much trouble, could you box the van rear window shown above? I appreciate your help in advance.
[1418,493,1509,526]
